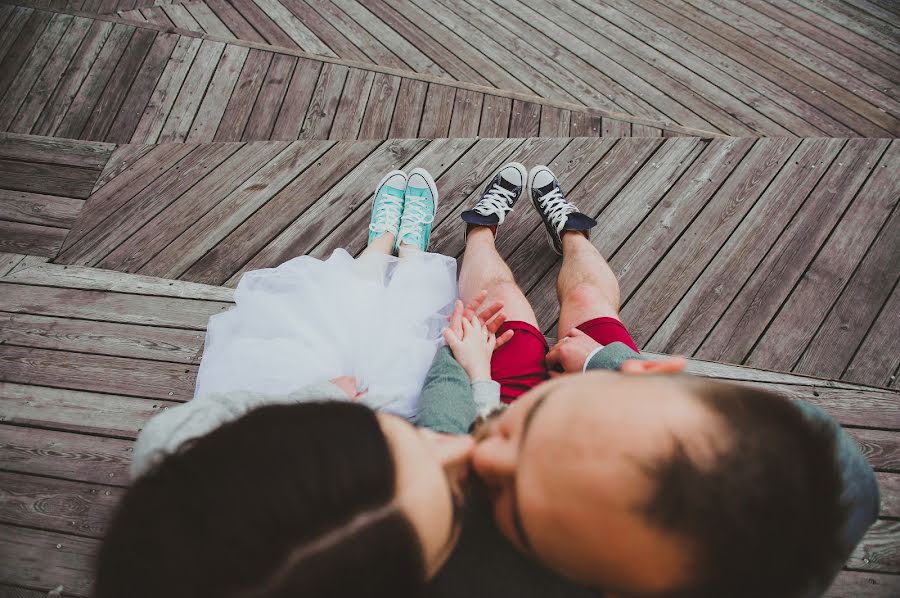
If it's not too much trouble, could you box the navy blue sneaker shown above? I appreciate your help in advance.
[461,162,527,230]
[528,166,596,255]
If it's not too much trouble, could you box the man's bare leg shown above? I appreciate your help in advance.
[557,231,621,338]
[459,227,538,327]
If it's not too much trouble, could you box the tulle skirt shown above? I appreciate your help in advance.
[193,249,458,420]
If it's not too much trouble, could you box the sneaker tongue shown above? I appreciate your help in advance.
[462,209,501,226]
[497,175,520,192]
[562,212,598,231]
[536,181,557,195]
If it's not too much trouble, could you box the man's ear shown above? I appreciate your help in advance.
[620,356,687,375]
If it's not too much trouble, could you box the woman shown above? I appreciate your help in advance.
[95,169,509,597]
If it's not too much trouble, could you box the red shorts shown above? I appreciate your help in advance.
[490,317,639,403]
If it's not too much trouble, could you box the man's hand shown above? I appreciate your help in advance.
[448,290,514,349]
[546,328,602,374]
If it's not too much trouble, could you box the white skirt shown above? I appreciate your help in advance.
[193,249,458,420]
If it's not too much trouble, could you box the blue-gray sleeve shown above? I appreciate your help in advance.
[416,346,477,435]
[584,341,646,371]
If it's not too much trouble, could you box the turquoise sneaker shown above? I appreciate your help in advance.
[368,170,407,247]
[398,168,438,252]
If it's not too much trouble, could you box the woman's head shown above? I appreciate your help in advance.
[96,401,473,598]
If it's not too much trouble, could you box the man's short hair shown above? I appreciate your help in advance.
[641,379,878,598]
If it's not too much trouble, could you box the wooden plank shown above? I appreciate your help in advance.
[181,140,378,285]
[0,282,229,329]
[0,471,121,536]
[848,520,900,572]
[9,16,92,135]
[645,139,844,354]
[569,111,602,137]
[229,0,295,47]
[129,36,202,143]
[304,0,408,70]
[448,89,483,137]
[0,133,112,170]
[97,142,288,273]
[229,139,428,284]
[0,523,96,596]
[508,100,541,138]
[0,8,33,65]
[794,179,900,379]
[158,39,226,143]
[184,1,232,37]
[139,141,335,279]
[601,117,631,137]
[90,144,153,195]
[0,12,72,131]
[610,138,756,303]
[103,31,178,143]
[747,141,900,369]
[328,67,374,140]
[253,0,335,56]
[79,26,156,142]
[0,10,52,104]
[0,189,82,228]
[0,159,99,199]
[279,0,370,63]
[299,63,347,140]
[539,106,571,137]
[54,23,134,139]
[242,53,297,142]
[358,72,401,140]
[160,3,200,31]
[700,139,890,366]
[212,47,270,142]
[825,570,900,597]
[203,0,265,43]
[878,472,900,517]
[58,143,240,266]
[794,0,900,56]
[0,425,132,485]
[765,383,900,430]
[59,144,197,254]
[2,262,235,302]
[844,283,900,388]
[186,43,249,142]
[0,312,203,363]
[849,429,900,472]
[0,253,25,276]
[0,345,197,401]
[269,56,321,141]
[0,221,65,257]
[418,83,455,138]
[388,78,428,139]
[479,95,512,138]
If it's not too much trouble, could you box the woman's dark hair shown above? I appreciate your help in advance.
[96,401,426,598]
[642,380,849,598]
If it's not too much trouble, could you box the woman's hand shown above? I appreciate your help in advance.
[329,376,368,401]
[447,291,514,349]
[443,315,496,382]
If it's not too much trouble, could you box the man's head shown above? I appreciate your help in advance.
[472,368,872,598]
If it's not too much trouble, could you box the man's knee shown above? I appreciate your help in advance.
[561,282,620,319]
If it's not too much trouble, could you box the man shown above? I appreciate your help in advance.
[429,163,879,598]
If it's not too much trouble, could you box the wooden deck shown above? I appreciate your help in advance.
[0,4,711,142]
[103,0,900,137]
[33,134,896,389]
[1,0,899,595]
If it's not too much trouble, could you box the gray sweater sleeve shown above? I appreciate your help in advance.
[584,341,647,371]
[416,346,500,435]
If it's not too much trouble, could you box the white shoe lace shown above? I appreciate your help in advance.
[399,200,434,246]
[473,183,517,224]
[539,188,578,232]
[369,196,403,236]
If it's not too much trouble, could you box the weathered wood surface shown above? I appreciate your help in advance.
[0,5,697,140]
[106,0,900,137]
[55,136,899,388]
[0,133,111,258]
[0,262,897,595]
